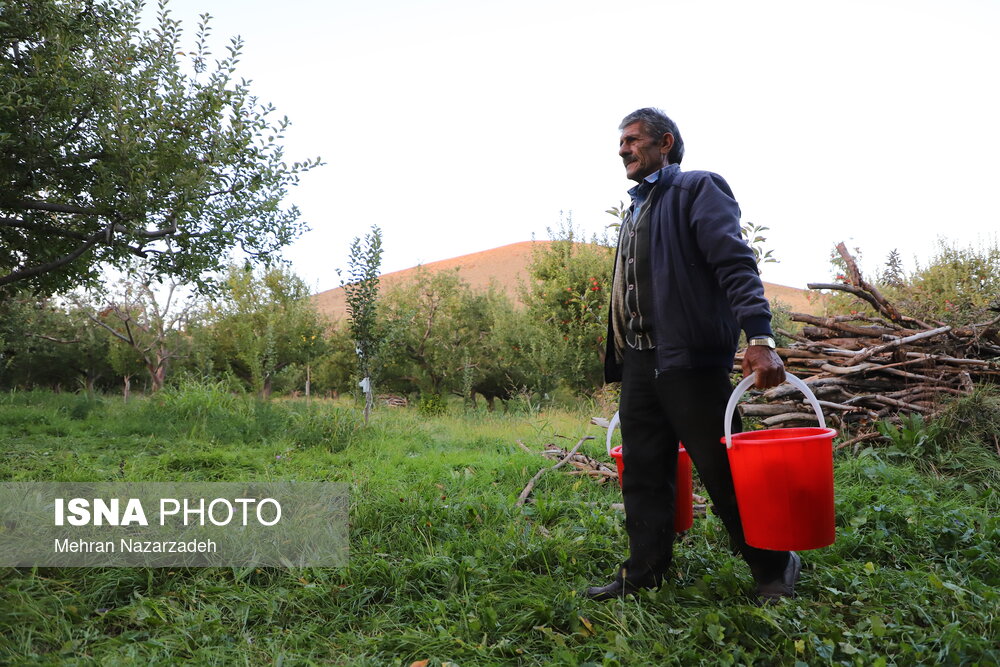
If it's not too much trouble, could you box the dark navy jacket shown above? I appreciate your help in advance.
[604,164,773,382]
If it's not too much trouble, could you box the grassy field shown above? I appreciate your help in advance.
[0,384,997,666]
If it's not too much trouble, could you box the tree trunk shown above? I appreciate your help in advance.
[305,364,311,403]
[123,375,131,403]
[148,363,166,392]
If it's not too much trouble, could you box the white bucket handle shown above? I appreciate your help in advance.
[606,410,621,457]
[724,372,826,449]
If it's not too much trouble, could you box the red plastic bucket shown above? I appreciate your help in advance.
[607,413,694,532]
[723,372,837,551]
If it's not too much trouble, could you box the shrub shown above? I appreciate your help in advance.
[934,385,1000,451]
[418,393,446,416]
[68,396,103,421]
[891,239,1000,325]
[869,386,1000,491]
[287,407,362,451]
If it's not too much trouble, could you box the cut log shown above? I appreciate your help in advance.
[762,413,826,427]
[791,313,901,337]
[845,326,952,365]
[740,403,799,417]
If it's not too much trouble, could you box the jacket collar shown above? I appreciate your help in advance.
[628,163,680,199]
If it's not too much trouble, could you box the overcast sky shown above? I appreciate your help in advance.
[144,0,999,292]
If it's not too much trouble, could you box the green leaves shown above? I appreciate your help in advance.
[341,225,384,422]
[875,412,940,455]
[203,264,327,397]
[0,0,320,295]
[522,216,615,394]
[739,221,777,266]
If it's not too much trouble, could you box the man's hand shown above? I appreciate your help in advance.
[742,345,786,389]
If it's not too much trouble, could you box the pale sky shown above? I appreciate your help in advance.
[144,0,999,292]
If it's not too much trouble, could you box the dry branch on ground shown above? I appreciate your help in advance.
[515,435,598,507]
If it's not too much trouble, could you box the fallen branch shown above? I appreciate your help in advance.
[835,432,887,451]
[740,403,798,417]
[845,326,952,365]
[807,282,887,320]
[836,241,904,323]
[776,327,813,344]
[866,395,931,414]
[762,412,825,427]
[515,436,594,507]
[516,440,536,455]
[819,362,882,375]
[791,312,901,337]
[567,469,618,478]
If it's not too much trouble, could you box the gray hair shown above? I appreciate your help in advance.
[619,108,685,165]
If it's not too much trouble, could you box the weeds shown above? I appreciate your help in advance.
[871,386,1000,494]
[876,412,940,455]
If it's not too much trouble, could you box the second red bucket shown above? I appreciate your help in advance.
[723,372,837,551]
[607,412,694,532]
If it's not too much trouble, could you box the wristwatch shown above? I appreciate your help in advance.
[748,336,777,349]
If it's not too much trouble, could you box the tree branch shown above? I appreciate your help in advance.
[835,432,887,451]
[807,283,887,317]
[86,311,134,346]
[0,229,104,287]
[790,312,901,337]
[845,326,952,365]
[13,199,102,216]
[56,103,97,150]
[0,217,91,240]
[516,436,594,507]
[28,333,82,344]
[836,242,902,322]
[111,223,184,240]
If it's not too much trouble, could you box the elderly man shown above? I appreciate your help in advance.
[586,107,800,603]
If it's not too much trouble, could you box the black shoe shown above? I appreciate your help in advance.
[583,579,649,601]
[755,551,801,604]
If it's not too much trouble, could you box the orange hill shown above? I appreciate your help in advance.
[311,241,822,324]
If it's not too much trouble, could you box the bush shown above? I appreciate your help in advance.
[68,396,103,421]
[869,386,1000,492]
[522,217,615,396]
[891,239,1000,325]
[934,385,1000,451]
[418,393,446,416]
[287,407,362,451]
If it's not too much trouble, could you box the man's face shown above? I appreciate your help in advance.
[618,121,672,183]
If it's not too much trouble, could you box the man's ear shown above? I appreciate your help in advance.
[660,133,674,158]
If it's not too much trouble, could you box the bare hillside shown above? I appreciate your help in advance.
[312,241,823,323]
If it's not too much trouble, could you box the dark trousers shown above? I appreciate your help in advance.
[617,347,789,587]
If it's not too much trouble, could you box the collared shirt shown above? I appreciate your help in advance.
[619,169,662,350]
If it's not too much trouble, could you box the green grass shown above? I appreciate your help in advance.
[0,387,997,665]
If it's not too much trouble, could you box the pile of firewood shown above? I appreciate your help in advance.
[735,243,1000,435]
